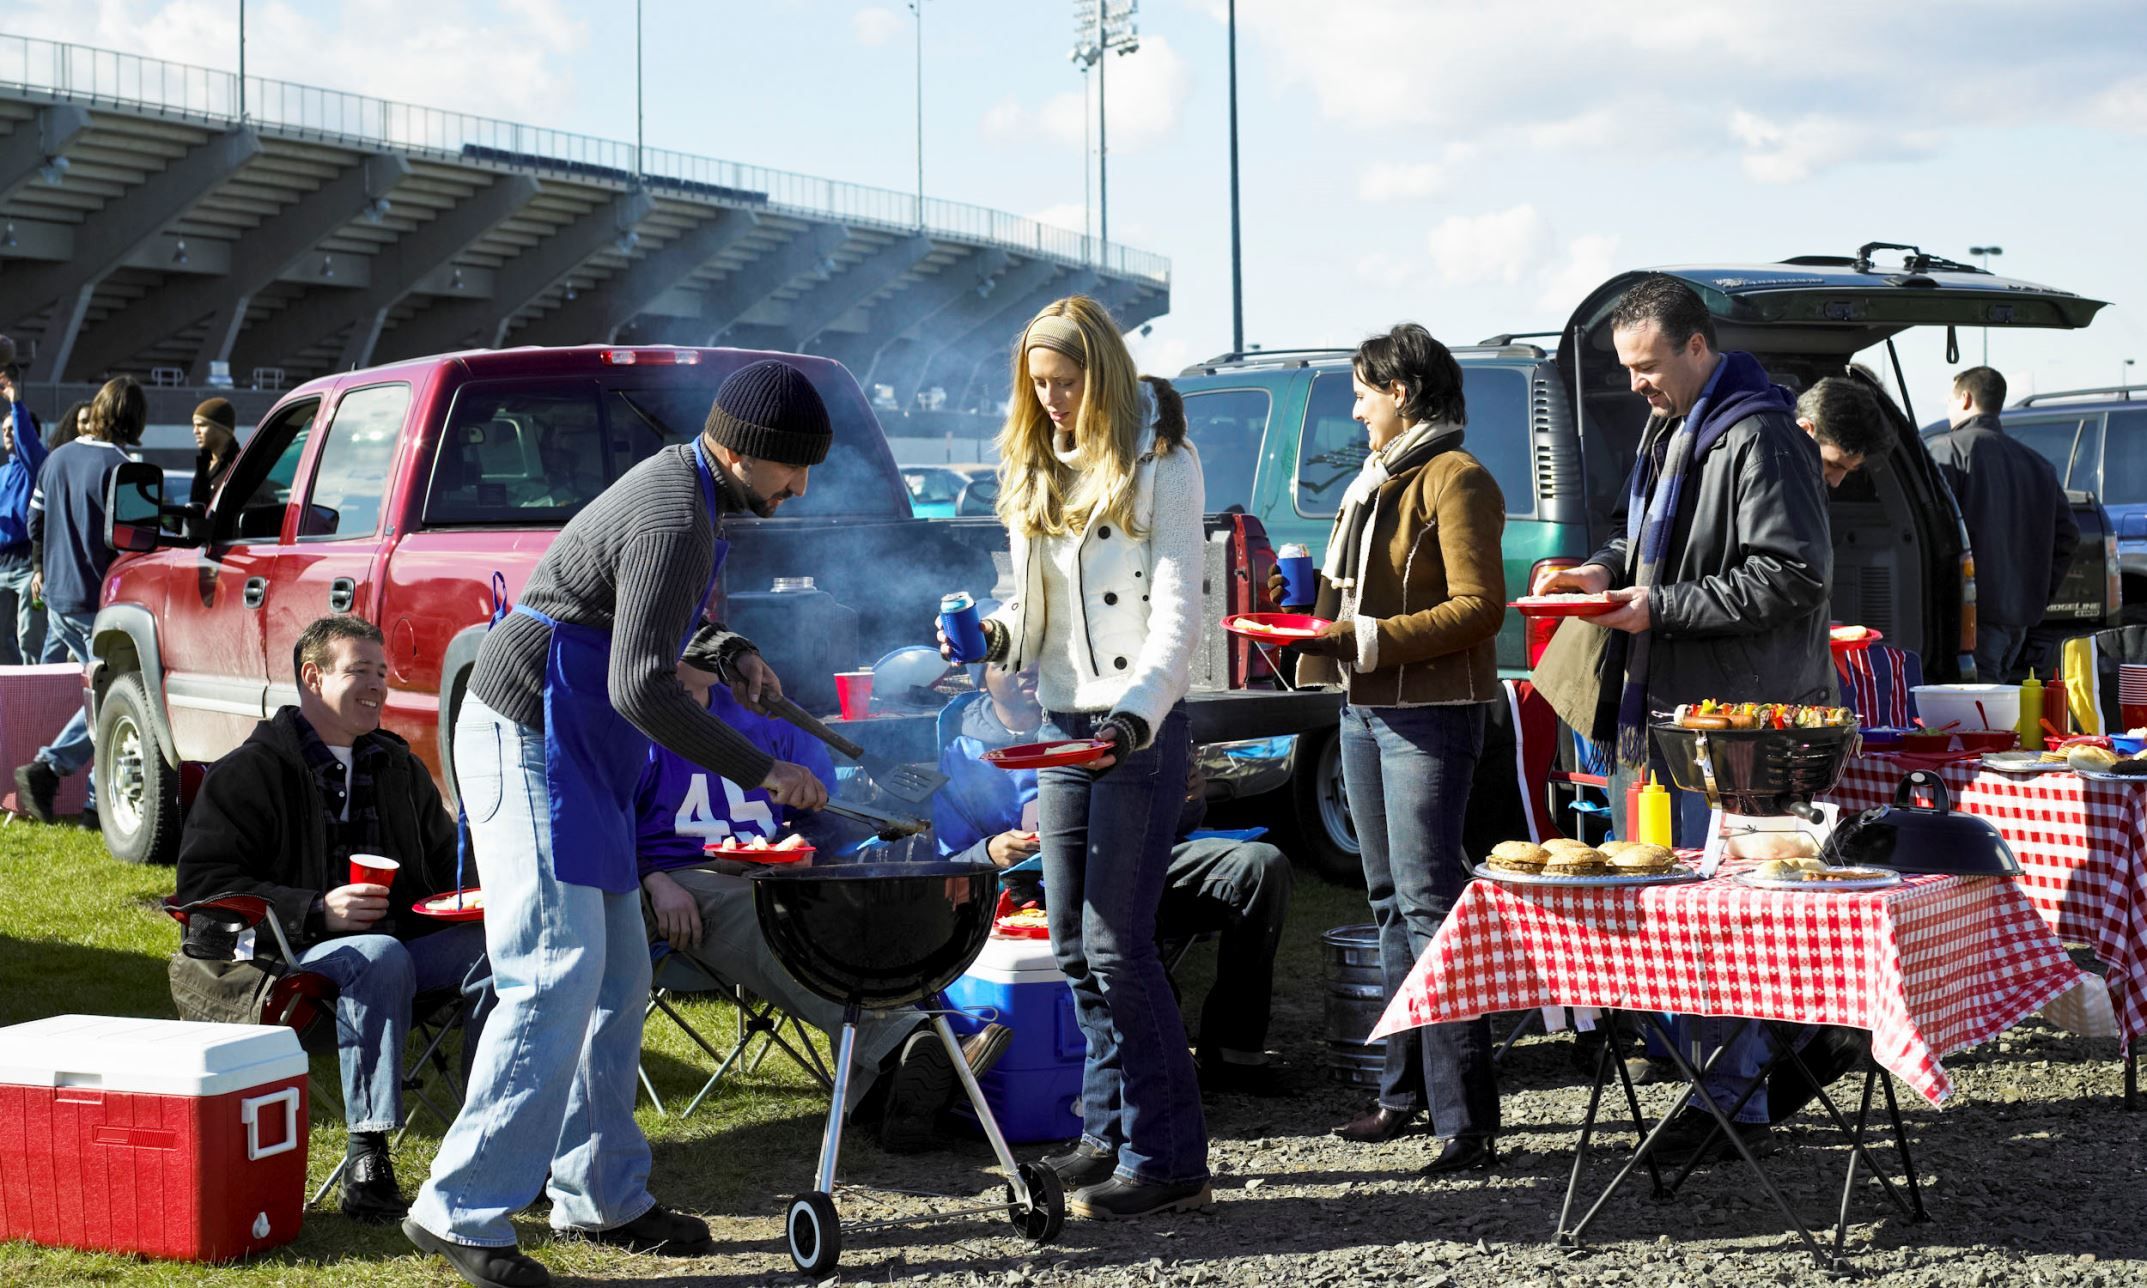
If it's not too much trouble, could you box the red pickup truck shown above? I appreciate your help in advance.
[90,345,1329,866]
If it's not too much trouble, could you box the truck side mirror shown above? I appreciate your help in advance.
[106,460,168,554]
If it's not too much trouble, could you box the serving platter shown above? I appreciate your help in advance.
[1736,869,1902,893]
[1470,863,1702,889]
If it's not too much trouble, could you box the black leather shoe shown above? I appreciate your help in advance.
[1068,1174,1213,1220]
[1420,1136,1497,1176]
[12,761,58,824]
[340,1148,409,1224]
[1196,1049,1290,1098]
[1040,1142,1117,1190]
[1331,1103,1415,1143]
[577,1204,712,1256]
[402,1218,551,1288]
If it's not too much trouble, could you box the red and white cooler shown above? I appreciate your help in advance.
[0,1014,310,1262]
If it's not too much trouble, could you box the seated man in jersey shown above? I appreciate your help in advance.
[936,662,1294,1095]
[636,632,1010,1152]
[173,614,493,1225]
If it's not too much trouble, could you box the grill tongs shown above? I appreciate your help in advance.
[819,796,931,841]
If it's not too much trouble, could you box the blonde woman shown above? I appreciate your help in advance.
[937,295,1210,1218]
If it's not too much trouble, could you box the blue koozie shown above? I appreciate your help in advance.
[940,592,988,663]
[1277,544,1317,609]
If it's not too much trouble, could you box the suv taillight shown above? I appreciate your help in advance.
[1526,558,1581,667]
[1959,551,1978,658]
[598,348,702,365]
[2108,534,2123,626]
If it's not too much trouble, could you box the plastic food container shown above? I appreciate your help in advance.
[1909,684,2021,734]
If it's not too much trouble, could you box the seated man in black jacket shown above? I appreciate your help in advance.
[174,614,492,1224]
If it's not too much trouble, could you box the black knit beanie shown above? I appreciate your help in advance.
[702,360,833,467]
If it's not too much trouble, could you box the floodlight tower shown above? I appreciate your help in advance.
[1071,1,1138,264]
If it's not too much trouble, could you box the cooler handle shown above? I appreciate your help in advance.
[241,1087,300,1161]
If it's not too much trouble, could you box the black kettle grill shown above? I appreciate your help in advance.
[1826,770,2022,876]
[1652,721,1861,818]
[748,861,1065,1277]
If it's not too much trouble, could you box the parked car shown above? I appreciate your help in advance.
[88,345,1328,866]
[901,463,997,518]
[1175,242,2115,874]
[1942,382,2143,637]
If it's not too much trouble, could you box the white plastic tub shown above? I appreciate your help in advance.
[1910,683,2021,733]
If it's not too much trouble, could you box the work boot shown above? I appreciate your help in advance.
[402,1218,550,1288]
[574,1204,712,1255]
[339,1145,410,1224]
[1040,1141,1117,1190]
[1068,1174,1213,1220]
[12,760,58,824]
[879,1023,1011,1154]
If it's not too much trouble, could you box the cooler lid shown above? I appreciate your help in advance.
[965,934,1064,977]
[0,1014,309,1097]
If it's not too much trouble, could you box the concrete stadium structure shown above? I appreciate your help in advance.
[0,34,1169,426]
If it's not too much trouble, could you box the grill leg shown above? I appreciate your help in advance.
[931,1012,1029,1207]
[814,1008,860,1195]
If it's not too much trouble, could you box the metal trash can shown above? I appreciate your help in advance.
[1320,923,1389,1088]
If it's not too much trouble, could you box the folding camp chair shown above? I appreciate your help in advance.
[1835,644,1923,728]
[1504,679,1613,844]
[639,941,833,1118]
[162,893,476,1209]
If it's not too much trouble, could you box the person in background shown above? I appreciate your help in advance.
[1272,323,1506,1174]
[941,294,1211,1219]
[1533,274,1833,1159]
[12,376,143,823]
[45,400,87,452]
[0,339,49,665]
[1924,365,2079,681]
[936,662,1293,1095]
[192,397,242,502]
[1794,377,1891,489]
[636,641,1011,1152]
[173,615,492,1224]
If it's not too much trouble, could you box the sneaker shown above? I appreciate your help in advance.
[573,1204,712,1256]
[880,1025,1012,1154]
[1040,1141,1117,1190]
[402,1217,551,1288]
[12,761,58,824]
[340,1147,409,1224]
[1068,1174,1213,1220]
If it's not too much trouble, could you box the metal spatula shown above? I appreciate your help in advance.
[766,695,950,804]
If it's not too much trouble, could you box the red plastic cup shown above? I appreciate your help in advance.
[835,670,875,721]
[2123,702,2147,733]
[348,853,400,889]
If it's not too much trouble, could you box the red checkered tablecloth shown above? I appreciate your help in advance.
[1826,755,2147,1053]
[1371,863,2085,1106]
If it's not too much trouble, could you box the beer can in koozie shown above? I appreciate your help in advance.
[1277,543,1317,609]
[940,592,989,663]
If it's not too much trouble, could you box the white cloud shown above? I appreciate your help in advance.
[1729,109,1939,184]
[2092,75,2147,135]
[1537,233,1621,314]
[1025,203,1089,235]
[1127,331,1193,378]
[1424,204,1553,287]
[851,5,904,48]
[978,34,1192,154]
[1357,161,1443,202]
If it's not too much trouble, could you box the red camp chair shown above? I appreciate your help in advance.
[1504,679,1612,844]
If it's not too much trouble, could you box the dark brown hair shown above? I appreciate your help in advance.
[85,376,146,446]
[1953,365,2007,412]
[1796,377,1890,459]
[1609,273,1717,351]
[1353,323,1466,426]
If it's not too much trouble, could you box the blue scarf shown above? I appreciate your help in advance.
[1609,351,1794,769]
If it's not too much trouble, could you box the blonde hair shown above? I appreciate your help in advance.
[994,295,1159,540]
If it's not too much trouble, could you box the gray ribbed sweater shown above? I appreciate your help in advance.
[468,444,777,789]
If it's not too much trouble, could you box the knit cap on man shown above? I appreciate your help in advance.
[193,397,237,432]
[702,360,832,467]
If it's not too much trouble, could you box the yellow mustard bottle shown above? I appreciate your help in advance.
[1637,772,1674,849]
[2017,670,2044,752]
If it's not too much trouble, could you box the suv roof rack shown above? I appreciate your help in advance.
[2016,384,2146,406]
[1184,340,1551,377]
[1189,347,1353,369]
[1477,330,1560,346]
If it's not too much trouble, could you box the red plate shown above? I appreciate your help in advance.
[1220,612,1333,644]
[1829,626,1884,657]
[983,739,1116,770]
[411,889,485,922]
[1509,595,1618,618]
[701,840,816,864]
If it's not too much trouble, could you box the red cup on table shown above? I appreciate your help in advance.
[834,670,875,721]
[348,852,399,890]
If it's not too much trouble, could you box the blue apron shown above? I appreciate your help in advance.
[513,441,729,892]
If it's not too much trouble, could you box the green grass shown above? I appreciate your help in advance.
[0,817,1370,1285]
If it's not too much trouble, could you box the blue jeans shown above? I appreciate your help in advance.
[36,609,95,781]
[408,697,657,1246]
[297,922,494,1132]
[1038,703,1208,1186]
[1975,622,2028,684]
[0,549,43,666]
[1340,702,1500,1140]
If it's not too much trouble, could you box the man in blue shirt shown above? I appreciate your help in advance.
[14,376,142,823]
[636,652,1009,1152]
[0,347,49,665]
[936,663,1293,1095]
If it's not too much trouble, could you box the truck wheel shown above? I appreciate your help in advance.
[1290,728,1361,884]
[96,673,181,866]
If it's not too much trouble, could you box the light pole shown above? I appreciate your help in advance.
[1969,245,2003,366]
[635,0,644,178]
[237,0,246,122]
[1071,2,1138,266]
[2125,358,2137,398]
[1227,0,1243,355]
[910,0,926,226]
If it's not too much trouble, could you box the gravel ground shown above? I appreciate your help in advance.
[632,988,2143,1287]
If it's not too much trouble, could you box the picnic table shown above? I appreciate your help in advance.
[1373,859,2087,1269]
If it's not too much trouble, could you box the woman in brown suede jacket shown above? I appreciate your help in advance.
[1277,323,1506,1172]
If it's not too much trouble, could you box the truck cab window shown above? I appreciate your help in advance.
[299,383,409,539]
[1296,374,1367,518]
[2097,410,2147,505]
[2008,416,2085,489]
[218,399,321,543]
[1182,389,1269,515]
[1295,367,1536,518]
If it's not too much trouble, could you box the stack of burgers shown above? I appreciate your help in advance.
[1485,837,1680,879]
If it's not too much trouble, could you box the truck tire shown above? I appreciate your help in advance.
[1290,728,1362,884]
[96,672,182,866]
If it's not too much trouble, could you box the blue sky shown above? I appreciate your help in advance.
[15,0,2147,418]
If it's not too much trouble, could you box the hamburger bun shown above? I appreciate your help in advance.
[1543,838,1597,855]
[1487,841,1550,873]
[2068,745,2120,773]
[1608,844,1676,872]
[1542,848,1608,877]
[1599,839,1638,857]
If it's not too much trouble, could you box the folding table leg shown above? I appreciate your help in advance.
[2126,1046,2138,1111]
[1491,1009,1539,1067]
[1599,1018,1666,1197]
[1759,1022,1921,1224]
[1555,1018,1620,1246]
[1877,1068,1928,1221]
